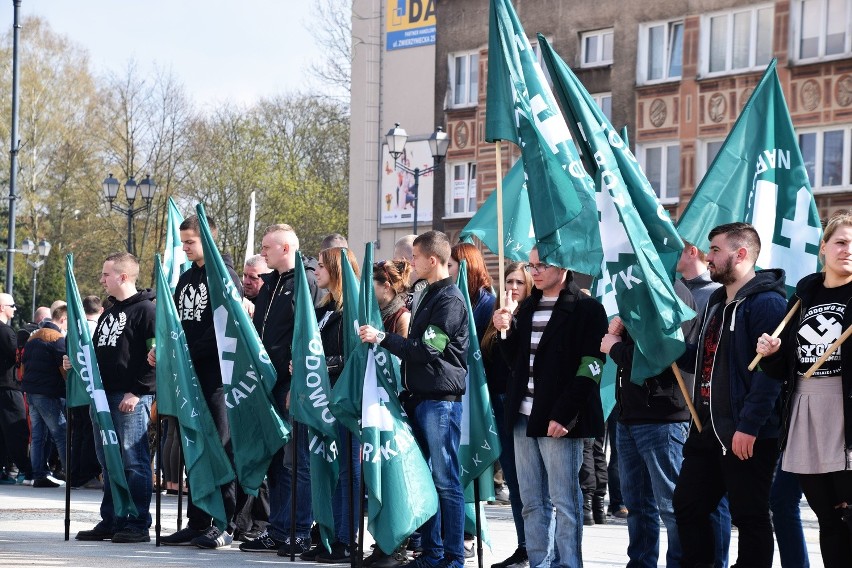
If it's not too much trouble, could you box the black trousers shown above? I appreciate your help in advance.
[674,428,779,568]
[0,388,31,477]
[580,435,607,497]
[69,405,101,486]
[186,387,237,532]
[798,470,852,568]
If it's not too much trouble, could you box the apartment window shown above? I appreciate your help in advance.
[696,139,725,181]
[449,52,479,108]
[638,20,684,84]
[799,127,852,191]
[448,162,478,216]
[638,143,681,202]
[581,28,614,67]
[794,0,852,61]
[591,93,613,121]
[702,5,773,75]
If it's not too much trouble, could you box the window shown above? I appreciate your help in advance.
[530,39,554,87]
[701,5,773,76]
[638,20,684,84]
[447,162,478,216]
[638,143,681,202]
[793,0,852,61]
[591,93,613,121]
[449,52,479,108]
[581,28,614,67]
[696,139,725,181]
[798,127,852,192]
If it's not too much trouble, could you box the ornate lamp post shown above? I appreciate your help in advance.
[102,174,157,256]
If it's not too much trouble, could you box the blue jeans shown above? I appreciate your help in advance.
[91,393,153,531]
[410,400,465,565]
[493,394,525,547]
[268,418,313,540]
[770,457,809,568]
[332,421,361,545]
[513,414,584,568]
[27,394,67,479]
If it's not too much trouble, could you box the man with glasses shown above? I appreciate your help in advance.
[492,249,608,568]
[0,295,32,485]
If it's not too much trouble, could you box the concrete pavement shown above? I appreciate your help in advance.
[0,483,825,567]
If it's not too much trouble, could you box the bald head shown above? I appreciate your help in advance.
[33,306,51,323]
[261,224,300,272]
[0,293,16,324]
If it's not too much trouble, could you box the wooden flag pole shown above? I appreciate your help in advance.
[804,322,852,378]
[496,142,506,339]
[748,299,801,371]
[671,363,702,432]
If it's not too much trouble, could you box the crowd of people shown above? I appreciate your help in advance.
[1,214,851,567]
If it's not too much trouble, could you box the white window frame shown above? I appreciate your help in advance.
[448,51,479,109]
[699,4,774,77]
[580,28,614,68]
[530,38,554,87]
[637,142,681,204]
[591,92,613,122]
[696,138,726,183]
[637,19,684,85]
[790,0,852,63]
[445,161,478,218]
[797,126,852,194]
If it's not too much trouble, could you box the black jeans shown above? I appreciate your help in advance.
[798,470,852,568]
[674,428,779,568]
[0,388,31,477]
[580,435,607,498]
[69,405,101,486]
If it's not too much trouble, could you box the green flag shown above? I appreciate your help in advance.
[539,36,695,383]
[485,0,601,275]
[459,162,535,262]
[65,254,137,518]
[291,251,339,553]
[330,243,438,553]
[154,255,234,530]
[163,197,190,293]
[341,248,360,360]
[677,60,821,294]
[195,204,290,494]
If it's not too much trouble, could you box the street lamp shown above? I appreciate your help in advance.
[385,123,449,234]
[20,237,51,322]
[102,173,157,256]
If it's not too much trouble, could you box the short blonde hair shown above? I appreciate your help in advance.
[264,224,299,249]
[105,252,140,280]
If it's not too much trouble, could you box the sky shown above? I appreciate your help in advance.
[1,0,331,109]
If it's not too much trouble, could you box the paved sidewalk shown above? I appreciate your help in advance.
[0,484,824,567]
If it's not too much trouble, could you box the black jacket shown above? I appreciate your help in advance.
[174,254,242,394]
[252,257,322,390]
[381,277,469,398]
[762,272,852,451]
[0,320,17,390]
[94,288,156,396]
[316,303,345,383]
[611,280,697,424]
[500,280,607,438]
[21,322,66,398]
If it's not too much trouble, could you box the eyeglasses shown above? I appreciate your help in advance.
[524,263,551,274]
[0,304,15,309]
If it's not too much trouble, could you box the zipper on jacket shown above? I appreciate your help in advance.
[707,299,743,455]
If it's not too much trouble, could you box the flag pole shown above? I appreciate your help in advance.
[177,449,184,529]
[495,142,506,339]
[671,364,702,432]
[290,422,299,561]
[473,478,484,568]
[357,465,366,568]
[804,321,852,378]
[64,407,72,541]
[748,299,800,371]
[155,415,162,546]
[348,430,355,568]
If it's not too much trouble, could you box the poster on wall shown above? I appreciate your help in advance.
[380,141,434,226]
[386,0,436,51]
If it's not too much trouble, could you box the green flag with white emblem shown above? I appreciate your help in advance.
[196,204,290,494]
[163,197,190,293]
[291,250,339,553]
[677,60,822,295]
[486,0,602,275]
[65,254,137,518]
[330,243,438,553]
[154,255,234,530]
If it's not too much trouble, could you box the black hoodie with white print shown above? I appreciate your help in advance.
[94,288,156,396]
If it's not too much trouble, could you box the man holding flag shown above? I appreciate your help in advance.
[359,230,469,568]
[74,252,156,543]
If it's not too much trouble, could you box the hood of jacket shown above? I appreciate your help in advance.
[109,288,156,308]
[707,268,786,307]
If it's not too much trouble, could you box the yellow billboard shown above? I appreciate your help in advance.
[386,0,436,51]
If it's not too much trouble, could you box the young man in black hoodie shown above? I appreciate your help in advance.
[75,252,156,544]
[156,215,243,549]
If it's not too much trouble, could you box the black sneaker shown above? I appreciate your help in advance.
[112,528,151,543]
[76,522,115,541]
[301,544,324,561]
[490,547,528,568]
[372,550,410,568]
[160,526,204,546]
[239,530,285,553]
[193,526,234,549]
[33,475,65,488]
[276,535,312,557]
[317,541,350,563]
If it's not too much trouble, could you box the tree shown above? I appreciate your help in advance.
[307,0,352,101]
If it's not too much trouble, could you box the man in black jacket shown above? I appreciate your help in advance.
[157,215,243,549]
[0,293,32,484]
[359,230,469,568]
[492,248,607,568]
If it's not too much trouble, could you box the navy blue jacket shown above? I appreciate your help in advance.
[21,322,66,398]
[683,269,787,446]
